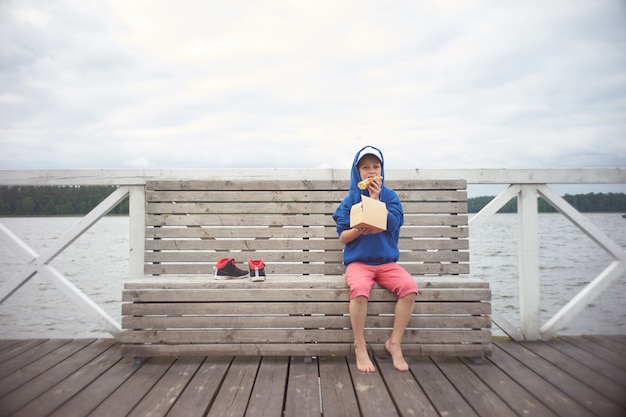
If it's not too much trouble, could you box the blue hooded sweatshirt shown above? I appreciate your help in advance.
[332,146,404,266]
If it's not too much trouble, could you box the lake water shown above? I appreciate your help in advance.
[0,213,625,339]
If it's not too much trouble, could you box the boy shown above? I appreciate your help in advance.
[332,146,418,373]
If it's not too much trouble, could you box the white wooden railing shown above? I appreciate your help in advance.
[1,168,625,341]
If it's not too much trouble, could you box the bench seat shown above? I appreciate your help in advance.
[120,179,492,359]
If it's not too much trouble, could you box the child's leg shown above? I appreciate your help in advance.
[385,292,416,371]
[374,263,418,371]
[345,263,377,373]
[349,295,376,373]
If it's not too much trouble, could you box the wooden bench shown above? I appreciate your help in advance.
[121,179,492,359]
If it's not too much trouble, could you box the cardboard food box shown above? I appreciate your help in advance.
[350,195,388,232]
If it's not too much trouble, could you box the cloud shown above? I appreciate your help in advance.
[0,0,625,170]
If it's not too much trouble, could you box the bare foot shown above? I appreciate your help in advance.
[354,345,376,373]
[384,339,409,372]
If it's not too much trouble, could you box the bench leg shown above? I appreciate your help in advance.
[133,357,146,366]
[468,356,484,365]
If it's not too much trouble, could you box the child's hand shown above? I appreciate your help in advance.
[356,226,379,235]
[367,177,382,200]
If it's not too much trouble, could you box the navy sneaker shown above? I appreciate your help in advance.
[215,258,248,279]
[249,259,266,282]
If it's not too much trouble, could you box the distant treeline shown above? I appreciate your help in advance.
[0,186,129,216]
[467,192,626,213]
[0,186,624,216]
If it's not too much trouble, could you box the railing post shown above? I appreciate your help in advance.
[518,184,540,340]
[129,185,145,280]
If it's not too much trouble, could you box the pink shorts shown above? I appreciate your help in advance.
[345,262,418,299]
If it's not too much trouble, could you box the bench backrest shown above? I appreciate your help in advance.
[144,179,469,276]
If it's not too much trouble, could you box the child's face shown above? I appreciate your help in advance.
[358,155,382,180]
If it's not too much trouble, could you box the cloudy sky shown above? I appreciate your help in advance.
[1,0,625,172]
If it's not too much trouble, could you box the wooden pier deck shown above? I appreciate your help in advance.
[0,336,624,417]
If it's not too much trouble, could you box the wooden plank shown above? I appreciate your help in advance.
[546,338,626,387]
[0,339,48,366]
[165,357,232,417]
[10,340,120,417]
[144,262,348,276]
[127,356,205,417]
[145,213,469,228]
[401,226,468,238]
[146,188,466,203]
[87,357,177,417]
[347,357,399,417]
[120,341,491,359]
[146,226,338,239]
[395,189,467,201]
[583,334,626,357]
[146,179,351,191]
[121,343,354,358]
[145,178,466,192]
[284,357,322,417]
[407,357,480,417]
[488,344,595,417]
[397,343,492,358]
[122,301,491,316]
[143,262,470,275]
[318,357,361,417]
[496,341,624,417]
[147,201,340,214]
[0,339,22,352]
[562,336,626,371]
[374,356,439,417]
[206,357,261,417]
[0,339,94,398]
[144,237,343,251]
[520,341,626,408]
[123,275,489,289]
[0,339,114,416]
[146,201,469,215]
[401,214,468,226]
[0,339,68,380]
[147,189,349,202]
[47,355,143,417]
[244,356,289,417]
[460,356,559,417]
[607,334,626,347]
[121,316,490,331]
[144,249,467,264]
[146,213,335,227]
[122,288,490,303]
[120,329,491,345]
[431,356,518,417]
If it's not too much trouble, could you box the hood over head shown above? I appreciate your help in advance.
[350,145,385,193]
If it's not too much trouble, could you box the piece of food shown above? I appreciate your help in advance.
[357,175,383,190]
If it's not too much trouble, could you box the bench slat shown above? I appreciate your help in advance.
[123,275,489,288]
[144,225,469,239]
[144,249,468,263]
[123,288,491,303]
[145,201,468,215]
[145,179,467,191]
[146,189,467,202]
[122,301,491,316]
[144,263,471,275]
[144,238,468,249]
[120,329,492,345]
[122,316,491,330]
[121,343,491,358]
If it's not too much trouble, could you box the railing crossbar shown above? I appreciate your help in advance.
[0,186,129,336]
